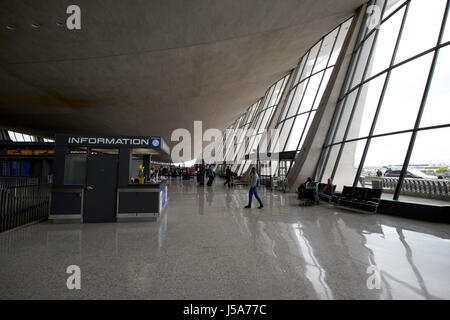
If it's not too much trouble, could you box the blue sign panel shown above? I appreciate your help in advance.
[2,161,11,176]
[20,161,30,177]
[151,137,161,148]
[11,161,21,177]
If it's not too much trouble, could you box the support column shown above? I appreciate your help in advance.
[287,4,368,191]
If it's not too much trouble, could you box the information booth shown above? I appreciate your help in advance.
[50,134,170,223]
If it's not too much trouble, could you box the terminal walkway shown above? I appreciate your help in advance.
[0,178,449,299]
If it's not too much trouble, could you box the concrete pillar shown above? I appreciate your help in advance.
[287,4,368,191]
[332,76,372,189]
[266,70,295,134]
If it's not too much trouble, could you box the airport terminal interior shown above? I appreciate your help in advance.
[1,0,450,300]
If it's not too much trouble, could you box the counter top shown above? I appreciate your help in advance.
[126,180,167,187]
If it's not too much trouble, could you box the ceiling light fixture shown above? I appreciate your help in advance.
[56,21,64,27]
[31,23,41,29]
[6,24,16,30]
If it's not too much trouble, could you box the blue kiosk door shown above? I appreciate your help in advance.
[84,153,118,223]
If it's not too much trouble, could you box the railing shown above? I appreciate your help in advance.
[0,179,51,233]
[0,177,40,188]
[364,177,450,202]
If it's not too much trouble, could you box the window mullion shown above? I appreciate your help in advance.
[352,0,410,187]
[394,0,450,199]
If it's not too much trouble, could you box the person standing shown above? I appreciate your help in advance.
[245,167,264,209]
[197,165,205,186]
[297,177,312,199]
[319,178,334,196]
[207,165,215,187]
[224,166,232,187]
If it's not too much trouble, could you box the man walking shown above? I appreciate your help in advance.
[224,166,232,187]
[245,167,264,209]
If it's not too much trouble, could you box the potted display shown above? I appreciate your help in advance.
[138,164,145,184]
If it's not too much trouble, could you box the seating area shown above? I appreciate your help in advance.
[319,186,382,214]
[231,175,249,187]
[317,183,337,203]
[297,182,322,206]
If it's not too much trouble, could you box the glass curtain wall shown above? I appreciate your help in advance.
[211,123,234,175]
[316,0,450,204]
[216,120,240,167]
[229,100,261,172]
[237,73,291,176]
[271,18,353,156]
[260,18,353,182]
[214,112,247,175]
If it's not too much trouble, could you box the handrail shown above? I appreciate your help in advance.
[0,183,51,233]
[364,176,450,201]
[0,177,40,188]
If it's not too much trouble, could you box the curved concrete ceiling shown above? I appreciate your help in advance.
[0,0,365,154]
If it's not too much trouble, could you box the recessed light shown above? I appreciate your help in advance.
[56,21,64,27]
[6,24,16,30]
[31,23,41,29]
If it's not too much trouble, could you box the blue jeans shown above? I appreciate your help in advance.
[248,187,263,207]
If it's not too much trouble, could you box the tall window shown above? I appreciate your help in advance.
[236,74,290,175]
[317,0,450,204]
[229,100,261,171]
[217,124,235,163]
[214,121,239,166]
[271,18,353,155]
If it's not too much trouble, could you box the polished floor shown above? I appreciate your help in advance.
[1,178,450,300]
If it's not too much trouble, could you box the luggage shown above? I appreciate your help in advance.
[299,182,319,206]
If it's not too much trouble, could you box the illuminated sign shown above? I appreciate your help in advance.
[68,137,150,146]
[151,137,161,148]
[56,134,168,153]
[7,150,55,156]
[66,136,163,148]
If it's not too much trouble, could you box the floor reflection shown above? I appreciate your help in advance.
[292,223,335,299]
[0,178,449,299]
